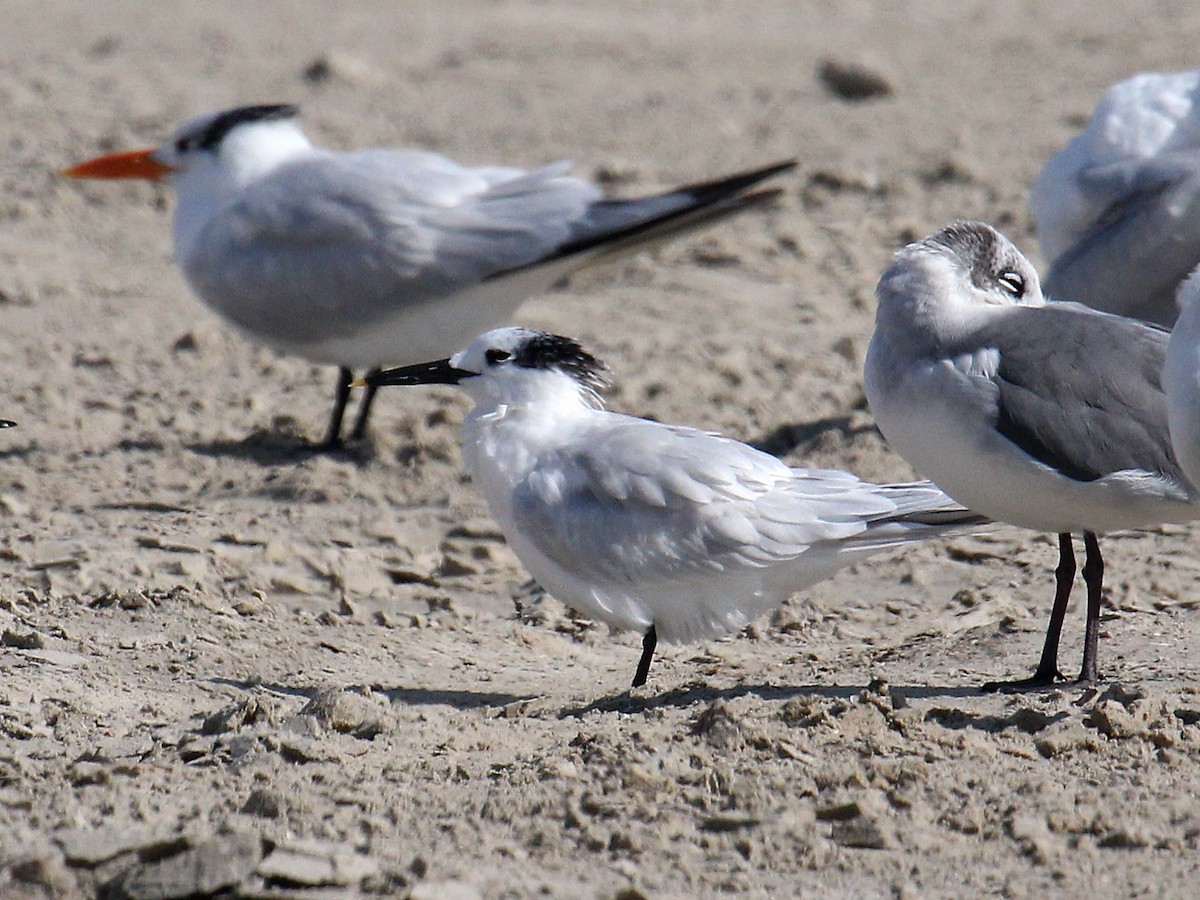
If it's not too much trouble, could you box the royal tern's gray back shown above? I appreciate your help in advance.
[66,104,795,449]
[1032,70,1200,326]
[866,220,1197,688]
[180,153,604,357]
[363,326,987,686]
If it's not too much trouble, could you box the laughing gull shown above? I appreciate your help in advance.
[64,103,795,449]
[865,220,1197,689]
[359,327,987,688]
[1032,69,1200,327]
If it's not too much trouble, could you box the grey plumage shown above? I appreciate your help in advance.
[866,219,1200,689]
[978,305,1180,486]
[1043,157,1200,326]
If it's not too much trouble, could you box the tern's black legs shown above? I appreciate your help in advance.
[984,532,1075,692]
[349,367,382,442]
[315,367,355,451]
[1078,530,1104,686]
[314,366,382,451]
[632,625,657,688]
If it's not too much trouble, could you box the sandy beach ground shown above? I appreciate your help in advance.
[5,1,1200,896]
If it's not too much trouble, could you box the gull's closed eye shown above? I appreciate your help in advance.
[997,271,1025,298]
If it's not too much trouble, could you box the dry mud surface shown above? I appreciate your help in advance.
[4,2,1200,897]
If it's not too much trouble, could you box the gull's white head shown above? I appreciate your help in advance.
[364,327,612,412]
[875,221,1044,344]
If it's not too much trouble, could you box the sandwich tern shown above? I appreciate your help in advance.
[360,326,987,687]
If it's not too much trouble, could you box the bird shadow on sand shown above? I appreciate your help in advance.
[0,442,39,462]
[209,676,534,710]
[749,415,880,459]
[559,680,983,718]
[370,684,537,709]
[188,428,373,466]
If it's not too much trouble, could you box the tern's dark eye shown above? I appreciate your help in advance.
[175,136,196,154]
[997,270,1025,298]
[485,348,512,365]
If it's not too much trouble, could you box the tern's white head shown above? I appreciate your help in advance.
[65,103,312,189]
[874,221,1044,348]
[154,104,313,190]
[364,327,613,414]
[65,104,315,259]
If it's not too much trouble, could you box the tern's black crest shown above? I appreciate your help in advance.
[514,333,611,394]
[185,104,299,152]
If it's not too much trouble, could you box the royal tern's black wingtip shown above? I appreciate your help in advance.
[0,420,15,428]
[498,163,795,283]
[671,159,799,205]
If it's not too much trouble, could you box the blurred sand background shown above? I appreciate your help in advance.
[4,1,1200,896]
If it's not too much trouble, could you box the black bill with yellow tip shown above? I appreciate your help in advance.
[354,359,473,388]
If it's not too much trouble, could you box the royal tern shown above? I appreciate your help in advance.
[865,220,1197,690]
[1032,69,1200,327]
[359,326,987,688]
[65,104,795,449]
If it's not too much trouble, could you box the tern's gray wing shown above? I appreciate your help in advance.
[508,416,897,588]
[1044,154,1200,324]
[188,153,794,344]
[974,304,1182,483]
[189,151,601,309]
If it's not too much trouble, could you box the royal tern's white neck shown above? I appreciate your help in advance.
[169,119,315,261]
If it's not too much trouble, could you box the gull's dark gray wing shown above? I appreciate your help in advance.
[1045,155,1200,325]
[975,303,1182,484]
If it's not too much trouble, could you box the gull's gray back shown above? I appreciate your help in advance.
[1043,155,1200,326]
[971,304,1182,485]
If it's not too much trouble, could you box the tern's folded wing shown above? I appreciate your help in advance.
[189,151,600,303]
[507,419,893,587]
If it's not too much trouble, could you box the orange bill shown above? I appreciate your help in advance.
[62,149,173,181]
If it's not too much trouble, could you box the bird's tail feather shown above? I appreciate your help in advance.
[845,480,994,551]
[486,159,797,286]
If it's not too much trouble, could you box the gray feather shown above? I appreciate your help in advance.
[973,303,1183,483]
